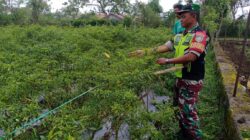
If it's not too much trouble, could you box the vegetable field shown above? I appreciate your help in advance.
[0,25,224,139]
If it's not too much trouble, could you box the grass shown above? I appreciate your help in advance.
[198,45,225,140]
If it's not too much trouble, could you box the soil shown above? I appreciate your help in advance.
[215,42,250,138]
[219,40,250,94]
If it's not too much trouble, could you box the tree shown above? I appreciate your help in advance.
[230,0,242,23]
[27,0,50,23]
[203,0,230,41]
[0,0,7,13]
[148,0,162,13]
[163,10,175,28]
[110,0,131,14]
[0,0,11,25]
[185,0,193,4]
[96,0,108,14]
[178,0,183,3]
[200,5,219,41]
[94,0,130,14]
[62,0,89,19]
[3,0,26,12]
[11,7,30,24]
[133,2,162,27]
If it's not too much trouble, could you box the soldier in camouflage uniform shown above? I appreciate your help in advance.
[156,4,210,140]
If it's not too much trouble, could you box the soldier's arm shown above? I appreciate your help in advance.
[128,40,174,57]
[157,53,197,64]
[157,31,207,65]
[155,41,174,53]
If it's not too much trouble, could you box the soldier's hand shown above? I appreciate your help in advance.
[156,58,169,65]
[128,50,145,57]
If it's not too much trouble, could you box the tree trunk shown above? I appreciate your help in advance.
[97,0,107,14]
[215,16,224,41]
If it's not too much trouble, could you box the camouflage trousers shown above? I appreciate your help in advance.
[175,79,203,140]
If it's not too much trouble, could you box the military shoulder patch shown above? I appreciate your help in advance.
[195,35,204,42]
[194,32,206,43]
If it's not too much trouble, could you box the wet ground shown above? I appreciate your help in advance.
[219,40,250,94]
[82,90,169,140]
[215,41,250,139]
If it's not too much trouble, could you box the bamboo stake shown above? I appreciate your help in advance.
[154,66,184,75]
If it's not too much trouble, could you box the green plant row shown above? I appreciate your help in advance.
[0,25,224,139]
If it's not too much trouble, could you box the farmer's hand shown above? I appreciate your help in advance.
[156,58,171,65]
[128,50,145,57]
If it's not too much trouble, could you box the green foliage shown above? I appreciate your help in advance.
[95,0,131,14]
[0,25,172,139]
[148,0,163,13]
[219,16,250,38]
[123,16,132,27]
[62,0,89,19]
[129,105,176,140]
[204,0,230,18]
[163,10,175,28]
[201,5,219,33]
[28,0,50,23]
[70,18,109,27]
[11,8,31,25]
[0,25,225,139]
[241,129,250,138]
[136,3,162,28]
[198,46,226,140]
[202,0,231,40]
[0,13,11,25]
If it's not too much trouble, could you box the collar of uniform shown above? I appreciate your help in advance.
[188,23,199,33]
[183,23,199,35]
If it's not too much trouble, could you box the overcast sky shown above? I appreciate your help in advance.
[49,0,249,16]
[49,0,178,13]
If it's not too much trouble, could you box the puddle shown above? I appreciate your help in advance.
[91,90,169,139]
[140,90,169,112]
[93,120,129,140]
[0,129,5,137]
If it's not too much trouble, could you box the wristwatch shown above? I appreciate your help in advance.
[165,58,172,64]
